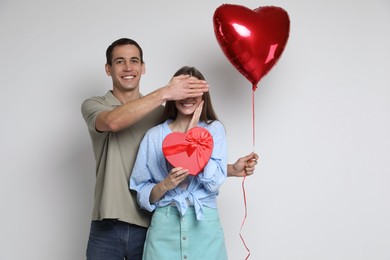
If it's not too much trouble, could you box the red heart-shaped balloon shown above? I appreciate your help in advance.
[162,127,213,176]
[213,4,290,90]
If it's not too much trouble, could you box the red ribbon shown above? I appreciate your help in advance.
[239,87,256,259]
[163,128,213,169]
[240,175,250,259]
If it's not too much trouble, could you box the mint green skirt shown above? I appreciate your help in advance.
[142,206,228,260]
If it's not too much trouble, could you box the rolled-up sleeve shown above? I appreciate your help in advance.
[130,135,158,212]
[197,121,227,192]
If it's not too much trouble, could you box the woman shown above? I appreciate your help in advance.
[130,66,228,259]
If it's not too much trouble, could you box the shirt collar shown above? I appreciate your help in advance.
[104,90,144,107]
[104,91,122,107]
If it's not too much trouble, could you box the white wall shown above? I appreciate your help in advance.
[1,0,389,259]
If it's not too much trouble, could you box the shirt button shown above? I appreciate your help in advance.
[184,256,188,259]
[182,236,187,240]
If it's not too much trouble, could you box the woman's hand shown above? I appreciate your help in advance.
[150,167,189,204]
[186,100,204,131]
[227,152,259,177]
[162,167,189,190]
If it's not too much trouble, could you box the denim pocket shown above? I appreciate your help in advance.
[90,220,116,233]
[149,210,171,230]
[203,208,223,232]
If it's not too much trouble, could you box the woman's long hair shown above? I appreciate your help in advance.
[160,66,219,124]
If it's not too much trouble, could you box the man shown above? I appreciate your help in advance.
[81,38,258,260]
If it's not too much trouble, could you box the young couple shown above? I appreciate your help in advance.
[82,38,258,260]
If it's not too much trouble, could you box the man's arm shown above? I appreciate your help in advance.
[227,152,259,177]
[96,75,209,132]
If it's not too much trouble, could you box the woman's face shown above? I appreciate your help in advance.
[174,95,203,117]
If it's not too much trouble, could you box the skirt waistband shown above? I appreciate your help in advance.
[155,205,196,216]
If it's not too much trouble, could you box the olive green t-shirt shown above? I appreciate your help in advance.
[81,91,164,227]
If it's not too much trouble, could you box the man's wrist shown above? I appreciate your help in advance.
[159,85,171,102]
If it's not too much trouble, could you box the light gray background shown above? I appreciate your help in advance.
[1,0,389,259]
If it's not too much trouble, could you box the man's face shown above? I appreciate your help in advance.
[105,44,145,92]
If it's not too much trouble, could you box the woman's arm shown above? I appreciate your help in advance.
[197,121,228,192]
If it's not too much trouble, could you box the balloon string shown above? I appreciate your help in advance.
[239,85,256,259]
[252,86,256,149]
[240,175,250,259]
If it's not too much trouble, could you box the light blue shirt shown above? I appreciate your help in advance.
[130,120,227,220]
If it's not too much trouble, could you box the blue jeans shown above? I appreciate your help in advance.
[86,220,147,260]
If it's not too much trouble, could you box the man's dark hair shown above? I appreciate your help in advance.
[106,38,144,66]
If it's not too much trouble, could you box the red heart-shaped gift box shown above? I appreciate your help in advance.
[162,127,213,176]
